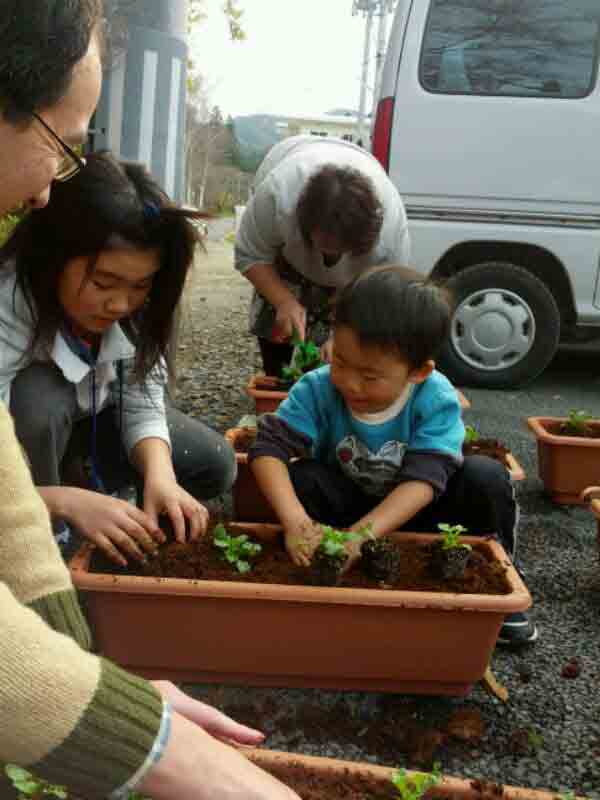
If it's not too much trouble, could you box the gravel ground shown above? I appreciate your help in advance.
[173,228,600,798]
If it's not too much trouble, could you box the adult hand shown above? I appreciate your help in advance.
[138,712,300,800]
[320,337,334,363]
[272,297,306,342]
[151,681,265,746]
[143,474,210,543]
[283,513,323,567]
[60,487,164,566]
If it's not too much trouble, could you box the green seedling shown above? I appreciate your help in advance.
[281,329,324,383]
[213,523,262,574]
[557,792,576,800]
[391,763,442,800]
[563,409,592,437]
[464,424,480,444]
[3,765,150,800]
[317,525,365,560]
[437,523,472,551]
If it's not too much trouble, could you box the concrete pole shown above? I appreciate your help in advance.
[94,0,189,202]
[357,5,374,147]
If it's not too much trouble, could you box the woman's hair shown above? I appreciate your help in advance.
[334,266,453,368]
[296,165,384,256]
[0,150,206,381]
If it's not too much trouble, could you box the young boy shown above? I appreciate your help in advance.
[248,266,537,647]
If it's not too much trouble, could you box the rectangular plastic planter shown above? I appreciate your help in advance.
[246,749,582,800]
[527,416,600,504]
[70,526,530,696]
[225,427,277,522]
[246,375,289,414]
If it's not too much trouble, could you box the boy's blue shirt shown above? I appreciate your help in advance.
[276,365,464,497]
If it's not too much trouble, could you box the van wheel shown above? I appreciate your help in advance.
[437,262,560,389]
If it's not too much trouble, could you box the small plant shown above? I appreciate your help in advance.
[464,424,480,444]
[438,523,472,551]
[5,765,67,799]
[212,523,262,574]
[317,525,364,560]
[391,763,442,800]
[3,765,150,800]
[281,329,324,383]
[563,409,593,437]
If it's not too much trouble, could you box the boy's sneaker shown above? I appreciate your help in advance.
[497,612,538,647]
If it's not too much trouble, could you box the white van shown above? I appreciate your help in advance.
[372,0,600,388]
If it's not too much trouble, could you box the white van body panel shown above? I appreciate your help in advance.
[375,0,600,385]
[408,218,600,324]
[387,1,600,215]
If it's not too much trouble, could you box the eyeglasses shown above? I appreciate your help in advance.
[32,112,86,182]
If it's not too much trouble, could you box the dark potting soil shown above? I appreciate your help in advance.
[254,760,398,800]
[254,375,290,391]
[463,437,509,464]
[89,529,510,595]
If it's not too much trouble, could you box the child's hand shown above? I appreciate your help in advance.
[340,533,365,575]
[283,515,323,567]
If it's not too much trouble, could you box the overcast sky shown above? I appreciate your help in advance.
[190,0,378,118]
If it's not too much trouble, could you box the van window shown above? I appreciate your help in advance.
[420,0,600,98]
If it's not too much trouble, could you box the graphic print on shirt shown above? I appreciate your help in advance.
[336,435,407,496]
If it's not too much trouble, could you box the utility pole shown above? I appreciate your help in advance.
[352,0,396,147]
[374,0,395,109]
[353,0,375,147]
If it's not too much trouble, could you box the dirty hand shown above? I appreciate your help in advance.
[319,337,334,363]
[144,475,210,543]
[340,529,367,575]
[151,681,265,746]
[137,711,301,800]
[62,487,164,566]
[283,515,323,567]
[272,297,306,342]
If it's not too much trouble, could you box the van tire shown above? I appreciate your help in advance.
[437,262,560,389]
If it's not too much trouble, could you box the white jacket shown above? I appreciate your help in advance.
[0,270,170,456]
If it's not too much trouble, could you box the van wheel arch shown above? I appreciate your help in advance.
[435,260,561,389]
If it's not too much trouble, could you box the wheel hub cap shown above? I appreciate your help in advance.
[451,288,535,371]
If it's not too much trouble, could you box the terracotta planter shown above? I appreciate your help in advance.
[246,374,289,414]
[69,526,530,695]
[225,427,277,522]
[527,416,600,504]
[581,486,600,562]
[247,374,471,416]
[245,748,584,800]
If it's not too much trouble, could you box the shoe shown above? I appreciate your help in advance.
[497,612,538,647]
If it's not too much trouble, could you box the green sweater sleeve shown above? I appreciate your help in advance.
[0,402,91,649]
[0,583,163,798]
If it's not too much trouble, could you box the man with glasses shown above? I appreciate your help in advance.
[0,3,298,800]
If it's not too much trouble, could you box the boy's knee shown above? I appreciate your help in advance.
[461,454,511,495]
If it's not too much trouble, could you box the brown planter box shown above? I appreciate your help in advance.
[527,416,600,504]
[226,427,525,524]
[69,526,530,696]
[225,427,277,522]
[246,748,582,800]
[246,375,289,414]
[246,374,472,416]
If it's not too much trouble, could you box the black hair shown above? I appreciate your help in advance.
[334,266,452,368]
[0,150,207,381]
[0,0,103,123]
[296,164,384,256]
